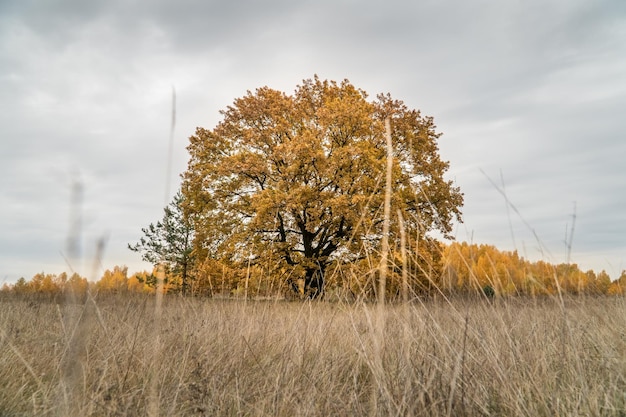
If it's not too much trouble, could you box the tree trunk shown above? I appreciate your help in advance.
[181,260,188,296]
[303,266,324,299]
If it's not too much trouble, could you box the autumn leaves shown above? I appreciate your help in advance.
[180,77,463,298]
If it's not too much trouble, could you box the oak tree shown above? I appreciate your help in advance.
[183,77,463,298]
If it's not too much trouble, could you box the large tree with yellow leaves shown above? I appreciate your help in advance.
[183,77,463,298]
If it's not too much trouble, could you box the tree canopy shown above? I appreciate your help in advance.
[182,76,463,298]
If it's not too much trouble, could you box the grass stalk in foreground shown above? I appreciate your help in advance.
[0,295,624,416]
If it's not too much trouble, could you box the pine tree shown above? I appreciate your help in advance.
[129,190,195,294]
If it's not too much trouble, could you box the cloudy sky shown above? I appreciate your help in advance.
[1,0,625,283]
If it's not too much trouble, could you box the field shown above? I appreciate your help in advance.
[0,294,625,416]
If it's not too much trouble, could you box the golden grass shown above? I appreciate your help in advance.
[0,294,624,416]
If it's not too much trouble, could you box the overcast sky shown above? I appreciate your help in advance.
[1,0,625,283]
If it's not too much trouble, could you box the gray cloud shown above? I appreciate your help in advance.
[1,0,625,282]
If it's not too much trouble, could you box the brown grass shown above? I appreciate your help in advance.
[0,294,624,416]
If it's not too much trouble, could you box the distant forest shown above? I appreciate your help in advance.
[3,242,624,300]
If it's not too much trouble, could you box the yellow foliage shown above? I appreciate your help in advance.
[440,242,620,296]
[127,273,154,294]
[96,266,129,293]
[183,76,463,299]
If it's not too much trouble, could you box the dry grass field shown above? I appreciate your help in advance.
[0,294,624,416]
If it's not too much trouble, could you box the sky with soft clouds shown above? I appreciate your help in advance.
[1,0,625,283]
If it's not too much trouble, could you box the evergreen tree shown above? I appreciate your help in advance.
[129,190,195,294]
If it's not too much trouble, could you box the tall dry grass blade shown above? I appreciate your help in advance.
[480,168,549,259]
[65,173,83,276]
[60,237,105,416]
[148,86,176,417]
[378,116,393,306]
[565,201,577,266]
[59,176,83,416]
[500,169,517,250]
[0,327,44,394]
[147,265,165,417]
[369,116,394,416]
[61,173,83,311]
[397,209,408,304]
[164,86,177,205]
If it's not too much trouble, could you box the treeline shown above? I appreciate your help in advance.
[2,243,625,300]
[0,266,155,300]
[441,242,624,296]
